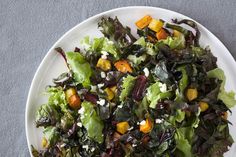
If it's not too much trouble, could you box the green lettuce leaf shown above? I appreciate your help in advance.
[175,66,189,102]
[135,96,148,119]
[127,54,147,65]
[81,36,119,59]
[80,101,104,143]
[66,52,92,87]
[218,91,236,108]
[35,104,60,127]
[207,68,236,108]
[146,42,158,55]
[119,75,136,101]
[160,34,185,50]
[175,128,193,157]
[43,126,60,146]
[134,37,158,56]
[146,82,173,108]
[134,37,146,46]
[60,112,74,130]
[47,87,68,113]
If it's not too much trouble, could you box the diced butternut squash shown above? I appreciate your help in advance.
[199,101,209,112]
[68,95,81,109]
[221,112,228,120]
[104,87,115,100]
[41,137,48,148]
[65,88,81,109]
[65,87,77,99]
[135,15,152,29]
[110,86,117,93]
[186,88,198,101]
[116,122,130,134]
[148,19,164,32]
[140,118,153,133]
[173,30,182,37]
[114,60,133,73]
[156,28,168,40]
[96,58,111,71]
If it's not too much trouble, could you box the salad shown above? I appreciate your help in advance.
[32,15,236,157]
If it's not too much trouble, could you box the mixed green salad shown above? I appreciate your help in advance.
[32,15,236,157]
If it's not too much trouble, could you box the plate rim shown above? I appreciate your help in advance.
[25,6,236,156]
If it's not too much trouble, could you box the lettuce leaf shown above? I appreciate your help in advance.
[80,101,104,143]
[127,54,147,65]
[47,87,68,113]
[146,82,173,108]
[175,66,189,102]
[160,33,185,50]
[134,37,146,46]
[81,36,119,59]
[66,52,92,87]
[35,104,60,127]
[207,68,236,108]
[119,75,136,101]
[43,126,60,146]
[175,128,193,157]
[134,37,158,56]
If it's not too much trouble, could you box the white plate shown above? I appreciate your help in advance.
[25,6,236,156]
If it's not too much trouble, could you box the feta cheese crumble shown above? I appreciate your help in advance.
[78,107,85,114]
[159,83,167,92]
[101,71,106,78]
[77,122,82,127]
[128,126,134,131]
[90,85,97,92]
[101,51,109,59]
[143,68,149,77]
[140,120,146,125]
[155,119,163,124]
[97,83,104,88]
[97,99,106,106]
[91,147,95,152]
[82,145,89,151]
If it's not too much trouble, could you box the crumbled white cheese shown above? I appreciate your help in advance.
[159,83,167,93]
[117,104,123,108]
[97,99,106,106]
[78,107,85,114]
[91,147,95,152]
[90,85,97,92]
[140,120,146,125]
[137,122,140,125]
[101,71,106,78]
[82,145,89,151]
[132,143,137,147]
[143,68,149,77]
[155,119,163,124]
[128,126,134,131]
[60,143,66,148]
[101,51,109,59]
[77,122,82,127]
[97,83,104,88]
